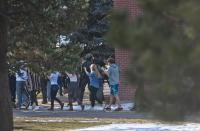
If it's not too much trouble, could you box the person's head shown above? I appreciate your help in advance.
[85,53,93,61]
[90,64,97,72]
[90,64,101,78]
[107,58,115,65]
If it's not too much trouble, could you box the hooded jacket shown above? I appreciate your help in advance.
[107,64,119,85]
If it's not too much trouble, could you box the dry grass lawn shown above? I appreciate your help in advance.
[14,117,158,131]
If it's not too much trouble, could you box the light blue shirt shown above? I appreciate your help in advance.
[50,71,60,85]
[16,69,28,82]
[107,64,119,85]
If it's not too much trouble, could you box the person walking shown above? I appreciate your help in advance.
[9,72,16,104]
[66,72,84,111]
[15,65,28,109]
[78,55,93,106]
[40,73,48,104]
[104,58,123,111]
[27,69,39,109]
[84,64,102,109]
[48,71,64,111]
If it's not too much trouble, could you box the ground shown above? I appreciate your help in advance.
[14,104,200,131]
[13,85,200,131]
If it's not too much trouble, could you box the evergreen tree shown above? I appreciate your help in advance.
[0,1,89,130]
[107,0,200,120]
[71,0,113,57]
[7,0,89,72]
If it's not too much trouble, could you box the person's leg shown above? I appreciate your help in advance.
[109,85,115,107]
[89,86,96,107]
[68,84,73,110]
[114,95,123,111]
[33,90,38,106]
[53,86,64,109]
[115,96,122,107]
[113,84,123,111]
[78,77,88,104]
[113,84,121,107]
[41,83,47,104]
[70,82,76,102]
[30,91,34,106]
[108,95,114,108]
[75,82,85,111]
[11,82,16,108]
[11,81,16,102]
[50,86,56,109]
[105,85,115,110]
[47,81,51,101]
[96,86,103,104]
[93,88,98,102]
[99,79,104,102]
[13,85,16,102]
[13,84,16,103]
[54,97,63,106]
[21,82,28,106]
[16,81,22,108]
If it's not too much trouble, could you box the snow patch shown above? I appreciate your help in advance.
[75,123,200,131]
[26,102,134,111]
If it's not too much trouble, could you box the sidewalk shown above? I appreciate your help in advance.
[13,109,152,119]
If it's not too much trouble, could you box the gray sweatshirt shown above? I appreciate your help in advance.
[107,64,119,85]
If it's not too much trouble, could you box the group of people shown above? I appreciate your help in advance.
[9,57,123,111]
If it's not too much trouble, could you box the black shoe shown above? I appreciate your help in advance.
[130,106,136,111]
[104,107,111,111]
[48,108,54,111]
[114,107,123,111]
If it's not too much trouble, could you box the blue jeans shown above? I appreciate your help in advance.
[47,81,51,101]
[50,85,62,108]
[16,81,26,107]
[88,86,100,107]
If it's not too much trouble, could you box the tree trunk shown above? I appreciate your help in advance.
[0,1,13,131]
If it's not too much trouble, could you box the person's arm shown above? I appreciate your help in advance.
[48,73,52,80]
[65,71,73,78]
[21,69,28,81]
[84,67,90,76]
[65,71,71,76]
[102,66,109,77]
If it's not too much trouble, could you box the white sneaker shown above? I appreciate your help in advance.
[20,106,26,109]
[28,106,33,110]
[33,106,40,111]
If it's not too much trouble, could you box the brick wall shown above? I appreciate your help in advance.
[114,0,142,101]
[115,48,135,101]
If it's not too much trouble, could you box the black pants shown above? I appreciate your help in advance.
[50,85,62,108]
[41,83,47,103]
[9,75,16,102]
[30,90,38,106]
[88,86,99,107]
[11,85,16,103]
[77,77,89,104]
